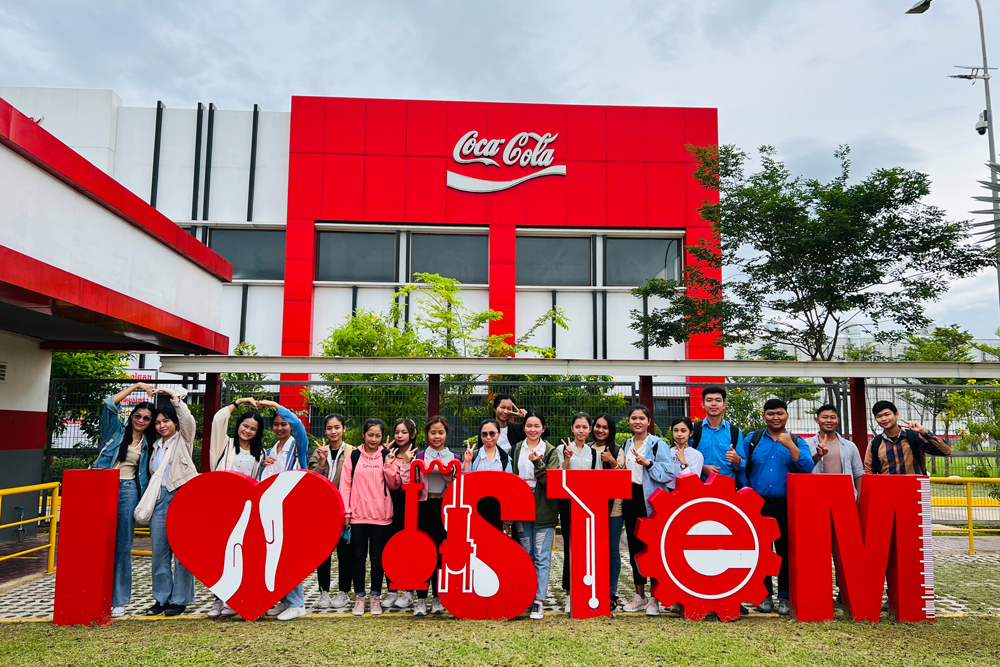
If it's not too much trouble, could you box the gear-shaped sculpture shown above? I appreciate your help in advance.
[635,473,781,622]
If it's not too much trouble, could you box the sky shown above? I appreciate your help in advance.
[2,0,1000,336]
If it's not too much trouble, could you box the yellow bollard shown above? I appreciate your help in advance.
[47,485,60,574]
[966,481,975,555]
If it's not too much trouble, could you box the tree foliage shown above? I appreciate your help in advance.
[630,144,996,361]
[899,325,975,436]
[50,351,133,444]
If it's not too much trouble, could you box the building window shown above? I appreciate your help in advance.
[209,229,286,280]
[410,233,488,284]
[516,237,591,286]
[316,231,396,282]
[606,238,680,286]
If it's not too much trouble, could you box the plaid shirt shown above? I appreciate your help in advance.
[864,428,952,475]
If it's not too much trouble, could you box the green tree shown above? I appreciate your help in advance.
[724,345,822,434]
[899,325,975,439]
[630,144,995,366]
[50,351,133,444]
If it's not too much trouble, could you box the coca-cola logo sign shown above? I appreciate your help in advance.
[447,130,567,193]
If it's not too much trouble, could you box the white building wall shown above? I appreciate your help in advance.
[251,111,291,224]
[113,106,156,202]
[154,108,199,222]
[0,332,51,414]
[206,110,253,222]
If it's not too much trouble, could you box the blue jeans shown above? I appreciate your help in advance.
[515,521,555,602]
[608,515,624,599]
[284,583,304,607]
[150,486,195,606]
[112,479,139,606]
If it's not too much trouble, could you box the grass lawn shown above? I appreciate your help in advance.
[1,615,998,666]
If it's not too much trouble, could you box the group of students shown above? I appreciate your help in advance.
[94,384,951,620]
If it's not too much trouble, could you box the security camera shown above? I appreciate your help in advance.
[977,111,988,136]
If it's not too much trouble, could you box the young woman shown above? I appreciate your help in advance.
[510,411,559,620]
[339,418,401,617]
[146,387,199,617]
[462,418,512,531]
[668,417,704,489]
[620,404,677,617]
[382,418,418,611]
[308,413,355,611]
[258,399,310,621]
[555,412,600,613]
[93,382,157,618]
[591,413,624,610]
[409,415,456,617]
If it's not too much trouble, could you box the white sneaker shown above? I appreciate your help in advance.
[207,599,224,619]
[331,591,350,609]
[381,592,398,608]
[352,597,366,616]
[266,601,290,617]
[395,591,414,609]
[315,591,332,610]
[413,599,427,616]
[430,598,446,615]
[529,601,544,620]
[564,595,571,613]
[645,597,660,616]
[277,606,307,621]
[111,606,126,618]
[622,594,646,613]
[221,605,237,617]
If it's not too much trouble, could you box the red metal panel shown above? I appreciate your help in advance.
[365,99,407,156]
[645,107,687,163]
[446,101,489,156]
[321,154,364,220]
[683,108,719,162]
[287,153,324,219]
[281,300,313,346]
[324,97,367,154]
[289,96,325,153]
[0,410,46,450]
[446,185,488,224]
[566,105,607,161]
[525,171,567,227]
[285,219,316,261]
[487,102,528,140]
[527,104,567,142]
[646,162,686,227]
[607,161,646,227]
[489,222,517,342]
[283,259,314,301]
[565,160,607,226]
[607,107,645,162]
[487,184,527,227]
[363,155,406,222]
[405,157,447,222]
[406,100,448,157]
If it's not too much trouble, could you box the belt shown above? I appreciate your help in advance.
[427,492,444,499]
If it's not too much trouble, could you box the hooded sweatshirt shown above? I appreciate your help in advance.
[339,446,402,525]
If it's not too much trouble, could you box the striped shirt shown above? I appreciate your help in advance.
[864,428,952,475]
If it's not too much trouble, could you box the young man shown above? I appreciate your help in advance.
[742,398,814,616]
[865,400,952,475]
[804,404,864,498]
[692,385,745,481]
[482,393,528,454]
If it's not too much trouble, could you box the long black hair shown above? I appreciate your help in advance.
[593,413,616,447]
[115,401,158,463]
[393,418,418,450]
[234,411,265,460]
[522,410,550,440]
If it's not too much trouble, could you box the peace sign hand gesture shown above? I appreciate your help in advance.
[385,447,397,466]
[463,441,475,465]
[511,403,527,419]
[633,443,650,468]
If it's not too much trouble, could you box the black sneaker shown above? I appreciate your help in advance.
[145,603,166,616]
[163,604,186,617]
[777,599,790,616]
[756,597,774,614]
[529,601,544,620]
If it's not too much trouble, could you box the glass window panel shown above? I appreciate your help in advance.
[515,237,591,286]
[606,238,680,286]
[209,229,286,280]
[411,234,488,284]
[316,232,396,282]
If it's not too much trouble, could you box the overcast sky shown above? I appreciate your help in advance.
[2,0,1000,337]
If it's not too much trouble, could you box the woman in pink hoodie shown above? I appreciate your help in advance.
[339,418,402,617]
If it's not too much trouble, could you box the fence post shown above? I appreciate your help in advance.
[966,481,975,555]
[201,373,222,473]
[47,483,60,574]
[428,374,441,418]
[639,376,654,434]
[848,377,868,458]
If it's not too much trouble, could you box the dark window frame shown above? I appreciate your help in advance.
[208,228,286,281]
[515,236,593,287]
[410,232,489,284]
[605,237,682,287]
[315,230,398,283]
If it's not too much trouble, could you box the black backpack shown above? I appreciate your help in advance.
[744,429,799,489]
[350,447,389,496]
[870,430,926,475]
[692,421,741,451]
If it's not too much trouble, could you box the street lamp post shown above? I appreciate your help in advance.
[907,0,1000,306]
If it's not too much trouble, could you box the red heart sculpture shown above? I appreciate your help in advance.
[166,470,343,621]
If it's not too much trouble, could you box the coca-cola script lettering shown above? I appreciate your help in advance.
[447,130,567,194]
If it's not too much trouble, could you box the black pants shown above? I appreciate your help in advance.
[317,534,353,593]
[416,498,446,599]
[760,498,789,601]
[384,488,406,590]
[559,498,572,592]
[622,483,648,587]
[352,523,389,597]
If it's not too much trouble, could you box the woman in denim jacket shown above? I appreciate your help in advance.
[93,382,157,618]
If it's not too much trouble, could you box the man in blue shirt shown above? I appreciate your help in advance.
[693,385,745,481]
[743,398,814,616]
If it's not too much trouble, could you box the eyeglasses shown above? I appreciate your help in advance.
[132,414,152,422]
[481,431,498,438]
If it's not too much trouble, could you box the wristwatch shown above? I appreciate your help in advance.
[679,463,689,470]
[644,461,653,470]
